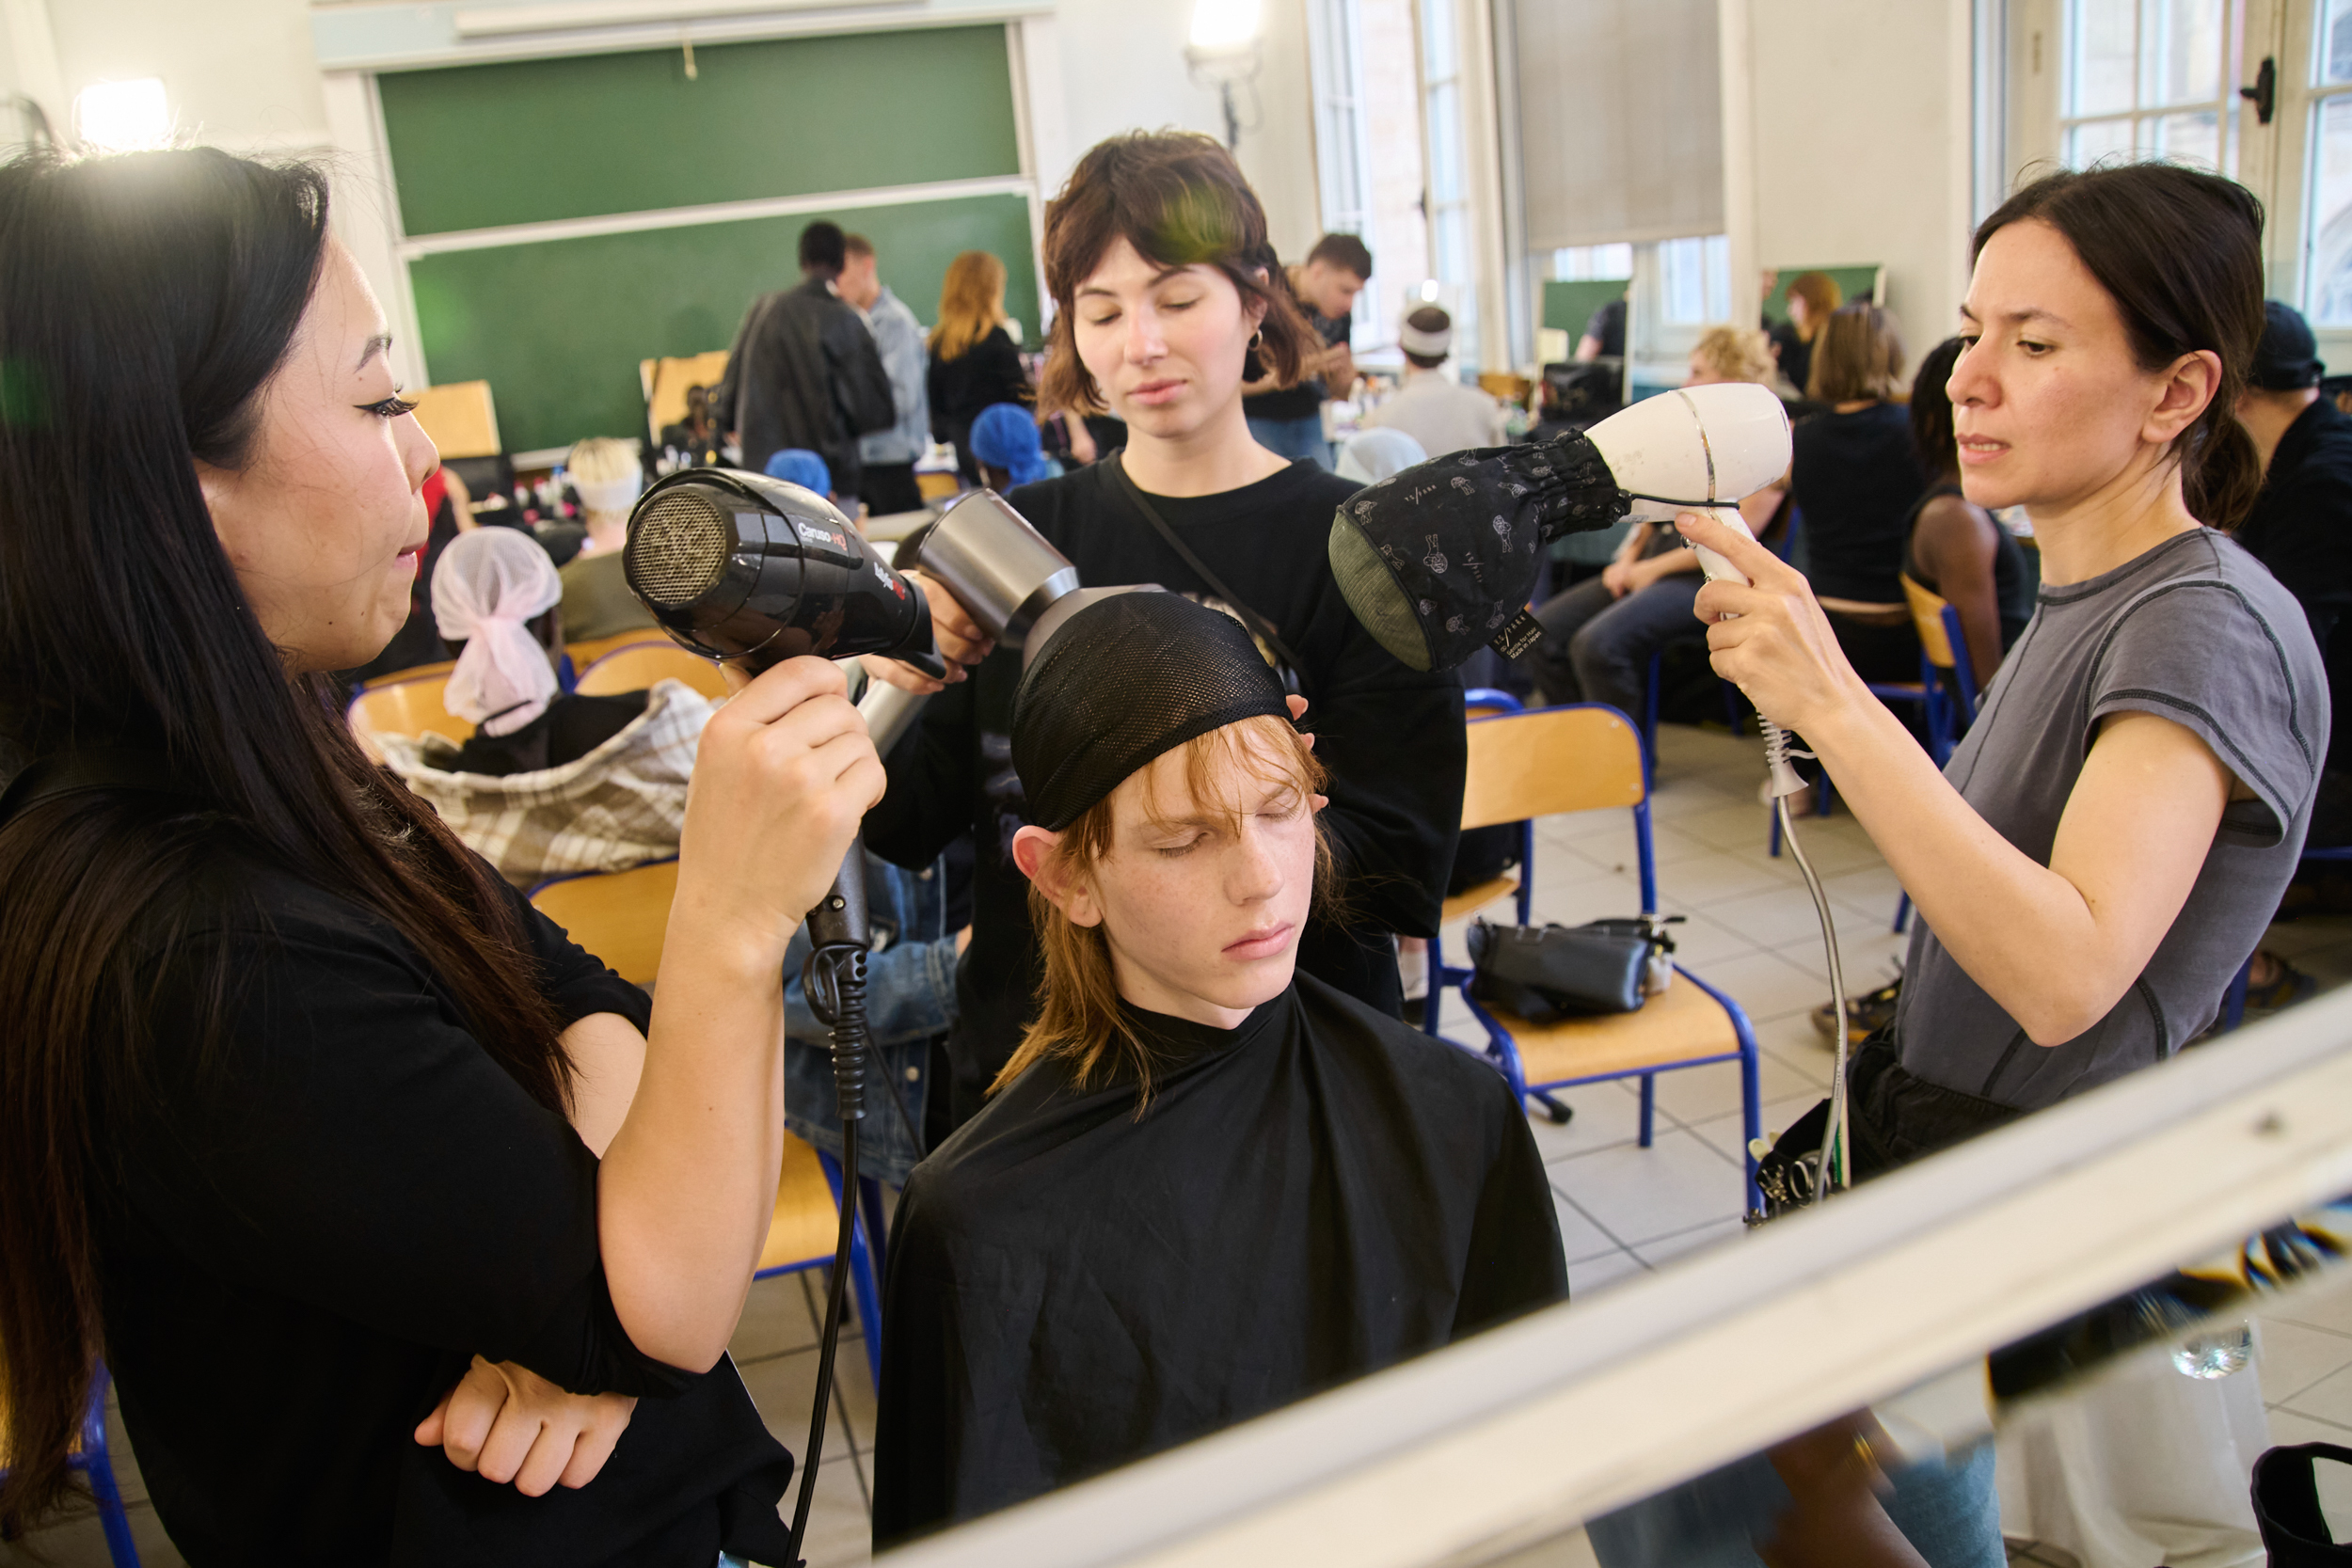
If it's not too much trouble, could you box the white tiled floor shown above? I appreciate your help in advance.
[25,721,2352,1567]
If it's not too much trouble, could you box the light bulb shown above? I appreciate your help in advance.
[1190,0,1263,51]
[75,79,171,152]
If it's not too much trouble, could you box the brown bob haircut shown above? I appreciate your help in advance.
[1806,301,1907,404]
[1973,163,2265,531]
[1037,131,1315,416]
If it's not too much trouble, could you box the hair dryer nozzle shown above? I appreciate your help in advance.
[624,468,942,674]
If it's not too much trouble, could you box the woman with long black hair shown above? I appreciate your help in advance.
[0,149,879,1560]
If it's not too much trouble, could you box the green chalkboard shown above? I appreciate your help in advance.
[379,27,1022,237]
[1542,279,1629,338]
[410,192,1038,454]
[1761,266,1885,325]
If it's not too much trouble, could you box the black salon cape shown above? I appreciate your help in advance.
[870,975,1567,1544]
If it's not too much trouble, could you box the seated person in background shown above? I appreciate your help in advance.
[1789,301,1928,686]
[658,382,725,467]
[2234,301,2352,850]
[929,249,1032,485]
[1359,305,1508,457]
[1517,325,1787,713]
[555,435,659,642]
[872,593,1565,1544]
[1576,293,1627,360]
[765,446,840,509]
[377,527,712,885]
[1902,335,2033,690]
[1334,426,1427,484]
[967,401,1057,490]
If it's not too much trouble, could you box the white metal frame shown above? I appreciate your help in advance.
[877,989,2352,1568]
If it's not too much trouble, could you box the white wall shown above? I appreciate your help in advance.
[1728,0,1977,363]
[42,0,329,150]
[1044,0,1322,262]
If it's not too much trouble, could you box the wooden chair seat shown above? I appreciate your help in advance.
[1479,972,1743,1088]
[575,643,730,700]
[528,860,677,987]
[348,677,470,748]
[1440,874,1520,927]
[757,1133,847,1273]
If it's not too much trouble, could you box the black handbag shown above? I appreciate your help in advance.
[2256,1443,2352,1564]
[1466,915,1678,1022]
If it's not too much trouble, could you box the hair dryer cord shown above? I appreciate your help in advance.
[784,939,871,1567]
[1763,724,1851,1203]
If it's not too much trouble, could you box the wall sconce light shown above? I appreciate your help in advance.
[1186,0,1263,151]
[74,78,171,152]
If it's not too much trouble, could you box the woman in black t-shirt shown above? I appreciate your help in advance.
[0,149,879,1561]
[864,132,1466,1127]
[1788,301,1929,684]
[928,249,1033,483]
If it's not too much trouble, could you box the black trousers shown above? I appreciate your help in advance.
[861,462,926,517]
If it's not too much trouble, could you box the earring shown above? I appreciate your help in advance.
[1249,328,1264,350]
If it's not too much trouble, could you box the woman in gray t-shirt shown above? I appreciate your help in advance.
[1682,162,2327,1131]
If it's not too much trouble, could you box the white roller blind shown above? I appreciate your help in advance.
[1515,0,1724,250]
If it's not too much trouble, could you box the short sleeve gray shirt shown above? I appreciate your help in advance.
[1892,528,2327,1110]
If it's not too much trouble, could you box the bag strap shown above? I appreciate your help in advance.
[1103,451,1306,686]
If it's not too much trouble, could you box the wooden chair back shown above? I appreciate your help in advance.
[564,630,669,671]
[640,352,732,443]
[575,643,730,700]
[408,382,501,460]
[1900,574,1959,672]
[1461,705,1645,831]
[528,860,679,987]
[348,676,470,748]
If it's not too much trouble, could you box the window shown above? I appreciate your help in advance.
[2307,1,2352,321]
[1306,0,1377,343]
[1659,234,1731,325]
[1422,0,1477,366]
[1551,244,1633,280]
[2059,0,2242,171]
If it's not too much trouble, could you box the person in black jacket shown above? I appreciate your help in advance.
[2235,301,2352,849]
[927,248,1033,484]
[863,131,1466,1128]
[712,219,896,495]
[0,148,881,1561]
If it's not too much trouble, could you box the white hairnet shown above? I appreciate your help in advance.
[572,469,644,515]
[1336,428,1429,485]
[432,527,564,737]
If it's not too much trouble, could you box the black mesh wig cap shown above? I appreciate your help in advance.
[1013,591,1292,832]
[1327,428,1629,672]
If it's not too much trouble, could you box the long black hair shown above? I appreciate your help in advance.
[0,148,570,1534]
[1911,335,1968,482]
[1974,163,2266,529]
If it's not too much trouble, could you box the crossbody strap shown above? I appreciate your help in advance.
[1103,451,1306,689]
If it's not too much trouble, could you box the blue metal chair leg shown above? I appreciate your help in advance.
[1642,651,1662,791]
[1892,891,1911,935]
[79,1365,142,1568]
[1529,1089,1574,1125]
[1637,1073,1656,1147]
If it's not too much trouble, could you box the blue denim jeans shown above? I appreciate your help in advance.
[1586,1442,2001,1568]
[783,852,958,1187]
[1519,571,1705,715]
[1248,412,1333,469]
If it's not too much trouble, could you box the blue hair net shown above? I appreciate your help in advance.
[764,447,834,496]
[968,403,1053,487]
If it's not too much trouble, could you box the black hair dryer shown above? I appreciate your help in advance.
[623,467,947,680]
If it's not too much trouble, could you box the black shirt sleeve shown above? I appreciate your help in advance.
[831,306,898,437]
[127,889,690,1400]
[1451,1072,1572,1337]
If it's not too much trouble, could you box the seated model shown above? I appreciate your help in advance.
[871,593,1567,1543]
